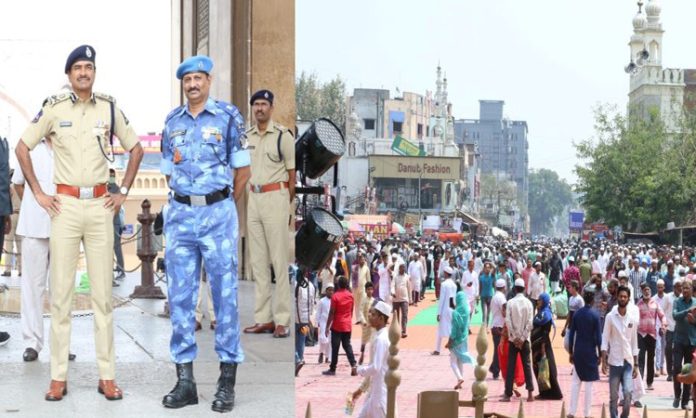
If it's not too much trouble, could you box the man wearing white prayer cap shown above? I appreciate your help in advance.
[433,265,457,355]
[351,299,391,418]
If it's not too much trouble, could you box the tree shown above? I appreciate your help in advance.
[479,173,517,224]
[295,71,347,130]
[574,104,696,232]
[528,169,573,236]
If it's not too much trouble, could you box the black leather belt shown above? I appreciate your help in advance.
[173,187,230,206]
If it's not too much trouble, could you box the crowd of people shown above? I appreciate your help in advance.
[295,235,696,418]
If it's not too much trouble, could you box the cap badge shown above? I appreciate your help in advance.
[85,47,92,58]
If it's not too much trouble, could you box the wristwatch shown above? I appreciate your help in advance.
[119,186,129,195]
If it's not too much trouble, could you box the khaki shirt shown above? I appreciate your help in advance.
[21,91,139,187]
[246,119,294,185]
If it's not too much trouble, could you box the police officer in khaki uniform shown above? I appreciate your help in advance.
[16,45,143,402]
[243,90,295,338]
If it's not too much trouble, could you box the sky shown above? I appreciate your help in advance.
[0,0,171,165]
[296,0,696,184]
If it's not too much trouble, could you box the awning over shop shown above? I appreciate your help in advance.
[456,210,485,226]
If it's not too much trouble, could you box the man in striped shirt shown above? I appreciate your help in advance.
[628,258,647,303]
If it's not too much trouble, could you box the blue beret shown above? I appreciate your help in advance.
[176,55,213,80]
[65,45,96,74]
[250,89,274,105]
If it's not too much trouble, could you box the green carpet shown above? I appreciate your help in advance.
[409,275,553,327]
[409,295,483,326]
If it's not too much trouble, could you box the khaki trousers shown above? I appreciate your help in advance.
[247,188,290,327]
[20,237,49,352]
[50,195,114,381]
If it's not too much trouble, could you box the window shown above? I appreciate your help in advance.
[426,126,430,136]
[392,121,403,134]
[364,119,375,130]
[194,0,210,55]
[348,141,356,156]
[417,123,423,137]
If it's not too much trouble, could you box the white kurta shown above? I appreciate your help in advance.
[357,326,390,418]
[438,279,457,337]
[316,296,331,352]
[408,261,423,292]
[378,264,392,304]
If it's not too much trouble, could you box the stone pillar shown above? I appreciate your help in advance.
[385,313,402,418]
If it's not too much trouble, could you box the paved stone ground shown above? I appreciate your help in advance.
[0,272,294,417]
[296,289,694,418]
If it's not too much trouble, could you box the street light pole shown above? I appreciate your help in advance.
[418,172,422,217]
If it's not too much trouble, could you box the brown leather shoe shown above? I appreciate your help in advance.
[195,321,202,332]
[243,322,275,334]
[97,379,123,400]
[210,320,216,330]
[45,380,67,401]
[272,325,290,338]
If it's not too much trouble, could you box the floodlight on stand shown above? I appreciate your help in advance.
[295,207,345,271]
[295,118,346,180]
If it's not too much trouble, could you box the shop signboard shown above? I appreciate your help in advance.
[368,155,460,180]
[569,211,584,230]
[391,135,426,157]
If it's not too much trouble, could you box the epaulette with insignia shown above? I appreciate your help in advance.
[276,123,294,138]
[42,93,71,107]
[215,101,240,117]
[164,106,184,124]
[94,92,116,103]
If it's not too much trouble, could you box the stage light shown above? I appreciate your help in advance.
[295,118,345,179]
[295,207,345,271]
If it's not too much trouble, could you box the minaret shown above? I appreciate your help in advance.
[433,64,445,141]
[642,0,663,67]
[443,72,455,145]
[628,1,647,69]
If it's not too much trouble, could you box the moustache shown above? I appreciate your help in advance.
[187,88,200,93]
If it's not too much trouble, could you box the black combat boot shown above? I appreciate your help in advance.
[211,362,237,413]
[162,363,198,408]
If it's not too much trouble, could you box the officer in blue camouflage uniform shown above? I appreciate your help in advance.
[160,55,250,413]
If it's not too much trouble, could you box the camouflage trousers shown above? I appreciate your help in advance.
[164,197,244,364]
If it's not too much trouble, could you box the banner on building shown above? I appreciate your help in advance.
[363,224,389,239]
[422,215,441,231]
[391,135,426,157]
[569,211,584,230]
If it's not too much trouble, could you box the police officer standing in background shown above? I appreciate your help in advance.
[160,55,250,413]
[243,90,295,339]
[16,45,143,401]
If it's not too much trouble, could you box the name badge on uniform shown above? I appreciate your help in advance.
[628,323,633,328]
[93,120,109,137]
[59,121,73,128]
[170,129,186,138]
